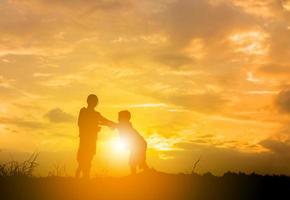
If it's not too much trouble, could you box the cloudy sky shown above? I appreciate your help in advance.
[1,0,290,176]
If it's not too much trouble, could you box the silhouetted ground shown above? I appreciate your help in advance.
[1,170,290,200]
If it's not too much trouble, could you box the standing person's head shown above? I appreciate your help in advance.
[118,110,131,123]
[87,94,98,108]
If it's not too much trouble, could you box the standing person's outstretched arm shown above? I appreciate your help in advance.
[97,112,116,128]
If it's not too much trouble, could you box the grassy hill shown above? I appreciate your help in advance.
[1,154,289,200]
[1,170,290,200]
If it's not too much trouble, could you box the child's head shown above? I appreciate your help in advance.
[87,94,99,108]
[118,110,131,123]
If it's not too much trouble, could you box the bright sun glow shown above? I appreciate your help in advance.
[111,138,128,153]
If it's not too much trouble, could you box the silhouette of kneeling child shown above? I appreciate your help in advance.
[114,110,148,174]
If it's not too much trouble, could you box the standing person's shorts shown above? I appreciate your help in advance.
[77,135,97,165]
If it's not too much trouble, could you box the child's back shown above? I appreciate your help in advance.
[118,122,146,151]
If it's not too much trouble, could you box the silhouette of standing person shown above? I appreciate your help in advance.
[76,94,114,179]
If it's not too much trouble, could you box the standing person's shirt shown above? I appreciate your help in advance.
[77,107,115,158]
[78,107,113,138]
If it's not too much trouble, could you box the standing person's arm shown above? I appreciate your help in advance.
[97,112,116,128]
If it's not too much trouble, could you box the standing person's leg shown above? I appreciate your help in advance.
[76,142,83,178]
[75,164,81,178]
[76,157,86,178]
[78,136,96,179]
[82,155,93,179]
[83,138,97,179]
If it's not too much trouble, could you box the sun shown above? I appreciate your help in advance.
[111,138,128,153]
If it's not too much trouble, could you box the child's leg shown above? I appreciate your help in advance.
[140,161,148,170]
[140,147,148,170]
[130,163,137,175]
[129,153,137,175]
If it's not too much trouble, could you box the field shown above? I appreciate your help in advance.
[1,169,290,200]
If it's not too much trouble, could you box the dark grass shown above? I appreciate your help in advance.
[1,170,290,200]
[0,153,38,177]
[1,156,290,200]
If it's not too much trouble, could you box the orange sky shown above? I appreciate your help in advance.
[1,0,290,176]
